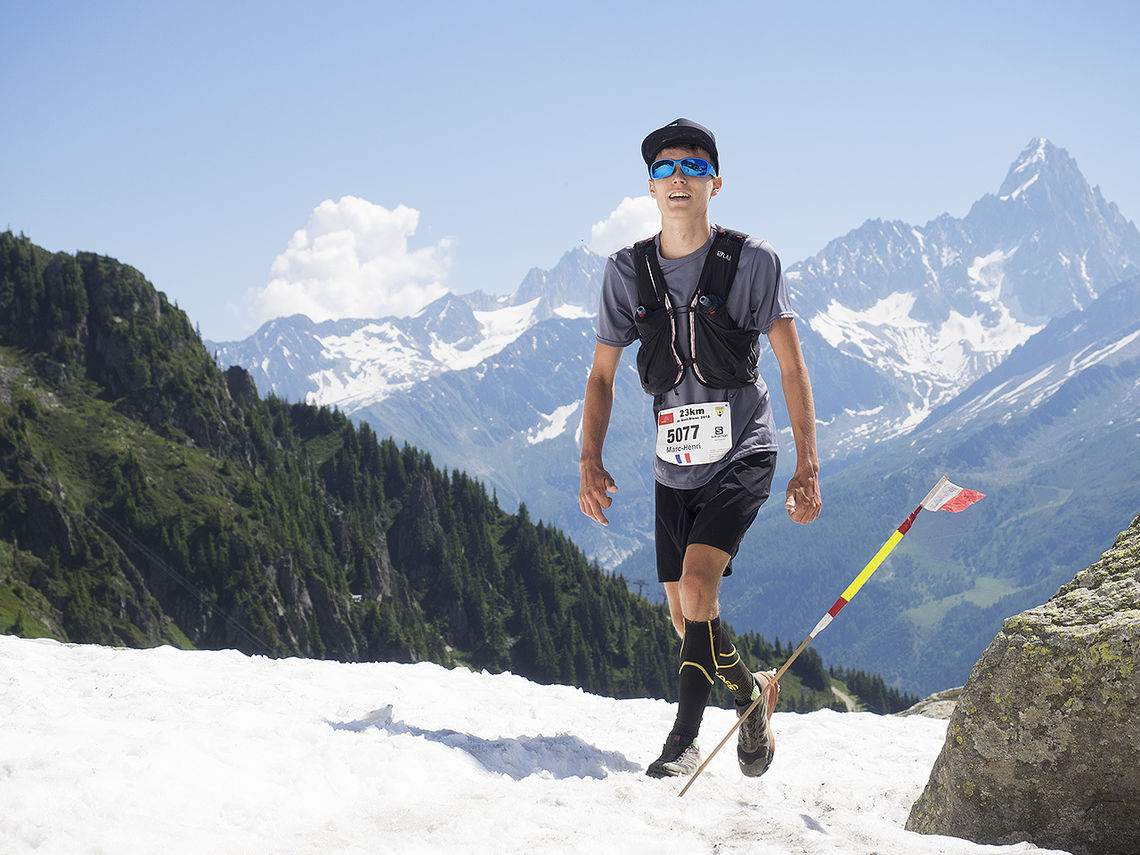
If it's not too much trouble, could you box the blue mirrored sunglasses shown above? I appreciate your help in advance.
[649,157,717,179]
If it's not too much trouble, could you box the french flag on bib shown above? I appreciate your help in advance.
[674,453,692,464]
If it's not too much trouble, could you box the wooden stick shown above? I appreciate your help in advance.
[677,633,813,797]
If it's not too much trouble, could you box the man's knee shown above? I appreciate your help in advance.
[682,543,731,578]
[678,569,718,601]
[678,545,728,616]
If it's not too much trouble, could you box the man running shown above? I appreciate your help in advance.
[578,118,821,778]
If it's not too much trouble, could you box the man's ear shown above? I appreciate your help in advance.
[711,176,723,196]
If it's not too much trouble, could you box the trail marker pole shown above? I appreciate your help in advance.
[678,475,984,798]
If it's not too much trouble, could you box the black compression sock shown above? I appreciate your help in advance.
[714,621,757,704]
[671,618,718,739]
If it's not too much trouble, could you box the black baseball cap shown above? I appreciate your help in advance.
[641,118,719,174]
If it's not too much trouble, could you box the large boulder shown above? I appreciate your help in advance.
[906,513,1140,855]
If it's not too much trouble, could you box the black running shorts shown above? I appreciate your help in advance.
[654,451,777,583]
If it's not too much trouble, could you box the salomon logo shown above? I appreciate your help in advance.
[717,251,732,261]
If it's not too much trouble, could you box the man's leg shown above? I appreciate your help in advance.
[648,546,727,778]
[649,454,779,778]
[648,456,775,777]
[672,544,757,726]
[664,561,755,697]
[665,546,775,779]
[677,542,727,620]
[664,581,683,638]
[669,544,727,740]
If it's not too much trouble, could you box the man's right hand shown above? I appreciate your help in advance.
[579,343,623,526]
[579,462,619,526]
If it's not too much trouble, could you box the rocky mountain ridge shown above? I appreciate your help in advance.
[786,137,1140,445]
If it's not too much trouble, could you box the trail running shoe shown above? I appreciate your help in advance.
[737,670,778,777]
[645,733,701,778]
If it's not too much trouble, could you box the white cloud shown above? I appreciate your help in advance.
[587,196,659,257]
[251,196,450,326]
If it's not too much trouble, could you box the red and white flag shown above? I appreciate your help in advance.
[921,477,985,513]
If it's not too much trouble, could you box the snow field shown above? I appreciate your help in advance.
[0,636,1068,854]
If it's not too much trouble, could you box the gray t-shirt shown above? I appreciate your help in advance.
[596,227,793,489]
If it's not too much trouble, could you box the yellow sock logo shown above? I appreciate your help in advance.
[717,673,740,693]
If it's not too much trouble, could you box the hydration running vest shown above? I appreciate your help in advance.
[632,227,761,396]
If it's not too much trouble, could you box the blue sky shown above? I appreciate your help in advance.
[3,1,1138,341]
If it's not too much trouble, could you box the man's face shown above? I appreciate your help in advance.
[648,145,722,219]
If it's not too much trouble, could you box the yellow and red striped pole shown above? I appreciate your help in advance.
[807,500,924,640]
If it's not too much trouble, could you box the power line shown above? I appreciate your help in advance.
[84,504,274,656]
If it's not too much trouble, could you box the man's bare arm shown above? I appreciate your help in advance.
[578,342,623,526]
[767,317,821,524]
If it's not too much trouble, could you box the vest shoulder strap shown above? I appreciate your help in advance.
[633,227,748,312]
[633,237,666,313]
[696,226,747,301]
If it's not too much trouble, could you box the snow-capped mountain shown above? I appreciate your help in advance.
[919,275,1140,438]
[208,138,1140,568]
[783,137,1140,450]
[209,250,604,412]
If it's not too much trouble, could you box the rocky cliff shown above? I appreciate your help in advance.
[906,513,1140,855]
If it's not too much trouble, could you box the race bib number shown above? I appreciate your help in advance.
[656,402,732,466]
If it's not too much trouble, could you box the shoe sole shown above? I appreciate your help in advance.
[646,759,699,778]
[646,741,701,778]
[738,670,778,777]
[646,752,701,778]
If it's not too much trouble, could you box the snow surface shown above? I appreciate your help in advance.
[298,300,546,411]
[435,298,541,370]
[0,635,1070,855]
[1012,138,1049,175]
[526,401,582,445]
[313,322,435,405]
[805,243,1044,444]
[553,303,593,320]
[999,172,1039,201]
[950,328,1140,426]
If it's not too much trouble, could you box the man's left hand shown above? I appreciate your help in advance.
[784,469,821,524]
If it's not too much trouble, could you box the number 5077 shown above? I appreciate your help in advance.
[666,425,699,444]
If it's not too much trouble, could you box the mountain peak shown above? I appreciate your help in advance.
[513,246,605,310]
[997,137,1081,201]
[1012,136,1051,171]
